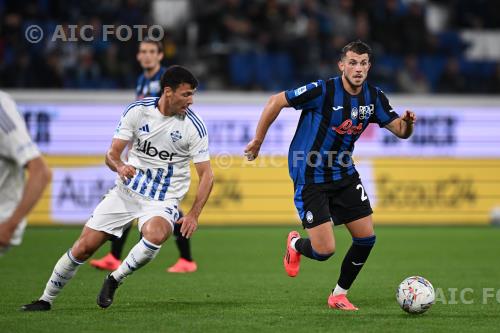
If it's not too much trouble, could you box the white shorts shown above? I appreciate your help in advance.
[85,185,179,238]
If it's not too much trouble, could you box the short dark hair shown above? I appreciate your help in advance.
[341,40,372,61]
[139,38,163,53]
[160,65,198,92]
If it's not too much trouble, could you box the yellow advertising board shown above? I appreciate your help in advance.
[29,156,500,226]
[370,159,500,225]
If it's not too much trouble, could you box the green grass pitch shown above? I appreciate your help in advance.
[1,226,499,332]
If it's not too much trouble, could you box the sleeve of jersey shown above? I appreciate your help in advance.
[113,104,140,141]
[0,96,40,167]
[284,80,324,110]
[187,114,210,163]
[371,90,399,128]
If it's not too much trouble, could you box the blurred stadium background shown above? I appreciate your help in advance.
[2,0,499,226]
[1,1,500,331]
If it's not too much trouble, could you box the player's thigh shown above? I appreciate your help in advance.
[137,202,178,245]
[344,215,374,238]
[294,183,331,229]
[86,186,139,238]
[329,177,373,226]
[72,226,111,260]
[305,222,336,254]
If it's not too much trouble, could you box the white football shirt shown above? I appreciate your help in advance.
[114,97,210,202]
[0,91,41,244]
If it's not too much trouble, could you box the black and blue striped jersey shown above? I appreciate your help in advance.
[285,76,398,185]
[136,67,166,99]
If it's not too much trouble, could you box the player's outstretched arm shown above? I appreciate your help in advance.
[244,92,289,161]
[384,110,417,139]
[178,161,214,238]
[105,138,136,181]
[0,156,51,247]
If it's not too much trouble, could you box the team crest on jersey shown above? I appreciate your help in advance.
[351,107,358,119]
[170,130,182,142]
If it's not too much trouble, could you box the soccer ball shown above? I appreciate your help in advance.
[396,276,435,314]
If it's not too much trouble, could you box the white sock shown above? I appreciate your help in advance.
[290,237,299,252]
[40,249,84,304]
[332,284,349,296]
[111,238,161,282]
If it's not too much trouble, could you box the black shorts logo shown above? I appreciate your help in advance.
[306,211,314,223]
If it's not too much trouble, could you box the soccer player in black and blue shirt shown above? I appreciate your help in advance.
[135,40,166,99]
[245,41,417,310]
[90,39,198,274]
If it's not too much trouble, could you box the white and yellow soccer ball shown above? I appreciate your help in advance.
[396,276,435,314]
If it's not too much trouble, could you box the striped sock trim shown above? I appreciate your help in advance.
[311,249,333,261]
[142,238,161,251]
[352,235,376,247]
[66,249,84,265]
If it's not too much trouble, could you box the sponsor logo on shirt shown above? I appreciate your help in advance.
[332,119,363,135]
[358,104,374,120]
[137,139,176,161]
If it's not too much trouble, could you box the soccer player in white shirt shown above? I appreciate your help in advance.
[0,91,51,256]
[21,66,214,311]
[90,40,200,274]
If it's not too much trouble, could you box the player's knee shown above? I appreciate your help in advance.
[352,234,376,247]
[314,241,336,256]
[311,248,334,261]
[142,230,167,245]
[142,221,170,245]
[311,242,335,261]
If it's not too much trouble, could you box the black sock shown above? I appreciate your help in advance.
[337,235,376,290]
[294,238,333,261]
[111,224,132,259]
[173,211,192,261]
[175,235,192,261]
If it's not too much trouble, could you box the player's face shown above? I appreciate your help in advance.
[137,43,163,70]
[338,51,371,88]
[164,83,196,116]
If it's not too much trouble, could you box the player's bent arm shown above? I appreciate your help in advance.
[254,92,289,143]
[245,92,289,160]
[2,156,51,232]
[189,161,214,219]
[106,138,132,172]
[178,161,214,238]
[384,110,417,139]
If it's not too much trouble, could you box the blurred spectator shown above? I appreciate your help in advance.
[220,0,255,53]
[327,0,356,39]
[452,0,500,29]
[371,0,404,54]
[436,58,467,93]
[0,0,499,94]
[397,55,430,93]
[400,1,429,55]
[489,63,500,94]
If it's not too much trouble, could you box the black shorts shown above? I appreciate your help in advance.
[293,175,373,229]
